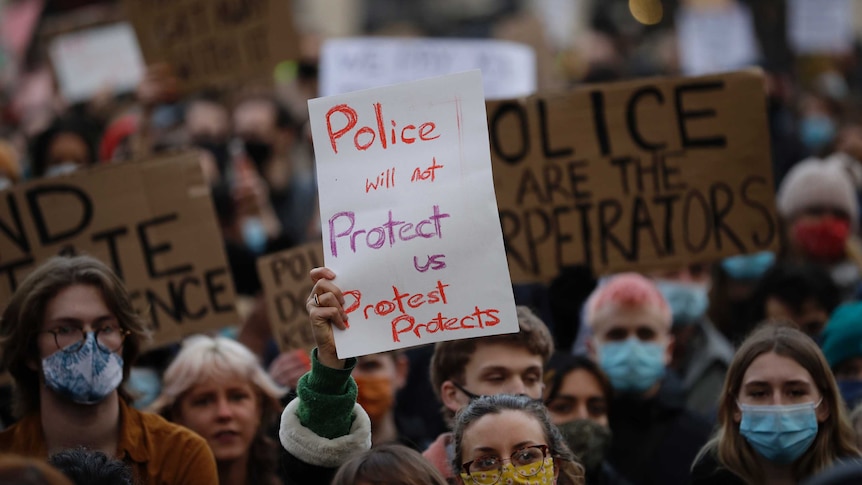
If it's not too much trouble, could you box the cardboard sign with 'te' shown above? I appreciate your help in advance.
[0,153,238,349]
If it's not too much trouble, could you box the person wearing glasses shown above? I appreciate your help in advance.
[0,255,218,485]
[451,394,583,485]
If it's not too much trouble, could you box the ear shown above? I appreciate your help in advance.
[663,334,676,367]
[733,406,742,424]
[441,380,467,413]
[816,398,831,423]
[26,357,39,372]
[394,354,409,391]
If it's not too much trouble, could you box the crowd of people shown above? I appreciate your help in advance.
[4,1,862,485]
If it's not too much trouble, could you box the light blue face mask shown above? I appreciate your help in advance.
[738,399,821,464]
[655,280,709,327]
[242,217,268,255]
[598,338,666,394]
[42,332,124,405]
[800,115,836,152]
[721,251,775,281]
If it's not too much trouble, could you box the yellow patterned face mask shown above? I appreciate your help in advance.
[460,457,556,485]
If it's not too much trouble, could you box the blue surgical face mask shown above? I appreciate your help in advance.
[126,367,162,410]
[655,280,709,326]
[800,115,836,152]
[738,399,821,464]
[241,217,268,255]
[598,337,666,394]
[721,251,775,281]
[42,332,124,405]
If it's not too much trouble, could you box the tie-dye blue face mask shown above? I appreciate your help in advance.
[42,332,124,405]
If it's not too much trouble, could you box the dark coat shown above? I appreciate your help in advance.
[606,373,714,485]
[689,449,747,485]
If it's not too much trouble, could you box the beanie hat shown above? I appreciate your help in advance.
[777,157,859,231]
[821,302,862,369]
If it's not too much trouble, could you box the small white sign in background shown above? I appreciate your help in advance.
[308,70,518,358]
[319,37,536,100]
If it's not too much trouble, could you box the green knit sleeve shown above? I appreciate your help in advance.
[295,348,358,439]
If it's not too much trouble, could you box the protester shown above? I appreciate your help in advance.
[425,305,555,481]
[29,116,99,177]
[49,448,134,485]
[691,323,860,484]
[451,394,584,485]
[543,352,631,485]
[584,272,712,485]
[149,335,286,485]
[653,263,735,417]
[820,302,862,410]
[330,443,448,485]
[351,350,420,447]
[748,263,840,341]
[0,255,218,484]
[277,266,371,483]
[776,157,861,299]
[709,251,777,346]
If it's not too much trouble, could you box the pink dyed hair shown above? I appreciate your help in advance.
[584,272,672,328]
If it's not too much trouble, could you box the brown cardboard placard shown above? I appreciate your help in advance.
[122,0,300,92]
[257,241,324,352]
[488,69,779,282]
[0,153,238,350]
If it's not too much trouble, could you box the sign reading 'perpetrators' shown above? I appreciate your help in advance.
[257,241,324,352]
[308,70,518,358]
[319,38,536,100]
[123,0,299,91]
[0,154,238,348]
[489,69,779,282]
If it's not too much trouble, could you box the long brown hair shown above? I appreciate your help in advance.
[0,255,151,417]
[697,322,859,483]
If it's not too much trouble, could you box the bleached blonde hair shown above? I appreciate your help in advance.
[149,335,286,413]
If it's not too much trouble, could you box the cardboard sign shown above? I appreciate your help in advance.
[0,154,238,349]
[787,0,854,55]
[676,2,760,76]
[257,241,324,352]
[122,0,299,92]
[319,38,536,100]
[49,22,145,103]
[309,70,518,358]
[488,70,779,282]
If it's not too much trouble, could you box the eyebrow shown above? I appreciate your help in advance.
[743,379,812,387]
[47,315,116,325]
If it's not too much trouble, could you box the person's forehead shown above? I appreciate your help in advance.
[593,305,668,334]
[742,352,816,386]
[463,410,545,452]
[559,369,604,398]
[233,100,275,126]
[464,342,542,372]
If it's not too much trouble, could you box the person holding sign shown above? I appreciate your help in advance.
[584,273,712,485]
[691,323,859,484]
[278,266,372,483]
[0,256,218,485]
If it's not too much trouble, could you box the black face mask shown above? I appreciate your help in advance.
[243,140,273,168]
[194,140,230,175]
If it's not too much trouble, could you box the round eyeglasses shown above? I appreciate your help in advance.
[41,325,129,353]
[462,444,549,485]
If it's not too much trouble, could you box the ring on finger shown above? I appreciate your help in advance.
[313,293,320,307]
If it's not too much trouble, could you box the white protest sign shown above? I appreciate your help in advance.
[676,2,760,76]
[787,0,853,55]
[308,70,518,358]
[319,38,536,100]
[49,22,145,103]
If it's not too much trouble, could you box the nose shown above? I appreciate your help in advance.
[574,403,590,421]
[506,378,528,397]
[215,397,233,420]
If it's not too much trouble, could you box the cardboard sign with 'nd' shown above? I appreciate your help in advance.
[122,0,299,92]
[0,153,238,349]
[257,241,324,352]
[488,69,779,282]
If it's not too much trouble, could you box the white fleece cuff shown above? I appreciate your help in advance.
[279,399,372,468]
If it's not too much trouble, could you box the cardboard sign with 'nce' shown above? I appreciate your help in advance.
[122,0,299,92]
[489,69,779,282]
[257,241,324,352]
[0,154,238,349]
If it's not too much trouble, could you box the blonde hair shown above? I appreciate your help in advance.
[150,335,287,485]
[150,335,285,412]
[695,323,860,483]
